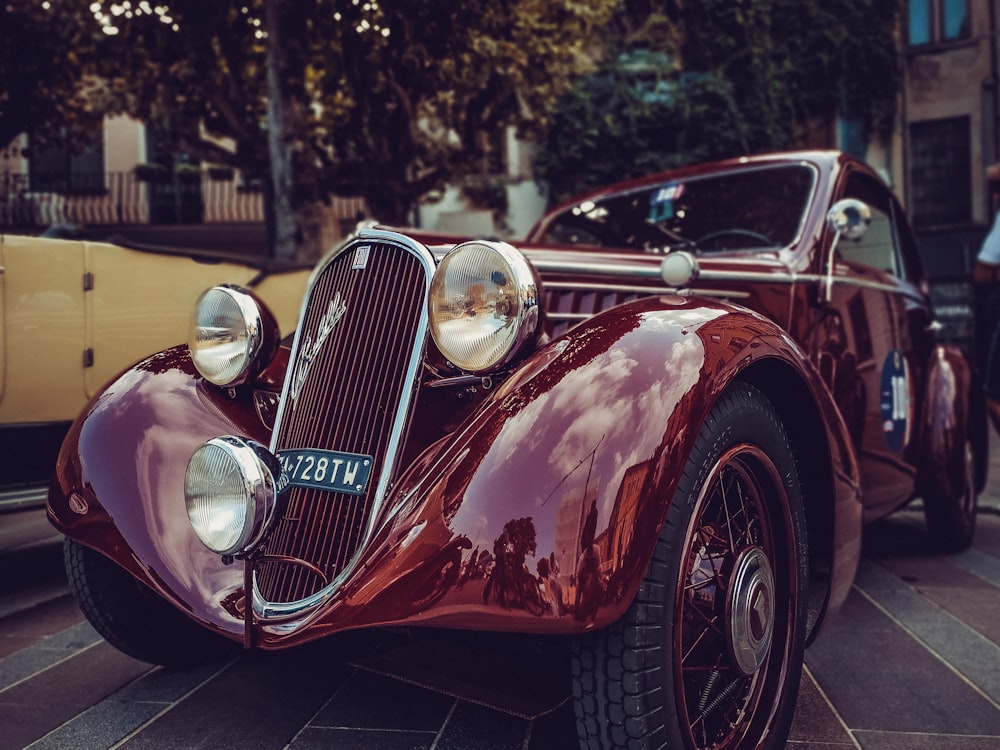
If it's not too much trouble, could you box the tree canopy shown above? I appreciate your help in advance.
[67,0,618,256]
[535,0,901,200]
[5,1,900,252]
[0,1,109,156]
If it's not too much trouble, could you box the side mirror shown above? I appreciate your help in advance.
[820,199,872,303]
[826,199,871,241]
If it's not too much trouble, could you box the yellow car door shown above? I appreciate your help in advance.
[0,235,88,424]
[82,242,267,398]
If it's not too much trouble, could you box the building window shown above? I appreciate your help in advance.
[909,0,931,45]
[908,0,969,45]
[28,129,105,195]
[942,0,970,40]
[909,117,971,227]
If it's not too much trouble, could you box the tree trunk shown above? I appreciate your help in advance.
[265,0,318,260]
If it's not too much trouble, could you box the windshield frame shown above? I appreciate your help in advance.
[533,161,821,257]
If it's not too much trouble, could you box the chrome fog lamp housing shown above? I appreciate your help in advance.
[189,285,277,387]
[185,436,280,556]
[428,240,540,373]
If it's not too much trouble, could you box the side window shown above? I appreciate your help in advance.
[836,174,901,277]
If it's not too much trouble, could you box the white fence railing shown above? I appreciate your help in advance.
[0,170,366,229]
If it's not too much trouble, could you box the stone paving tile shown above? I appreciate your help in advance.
[0,640,151,750]
[352,629,570,720]
[0,595,82,659]
[23,699,166,750]
[852,730,1000,749]
[310,667,455,731]
[289,727,437,750]
[526,702,577,750]
[0,621,102,691]
[805,587,1000,737]
[788,666,855,745]
[22,661,229,750]
[889,573,1000,645]
[854,559,1000,704]
[951,547,1000,587]
[114,638,359,750]
[433,700,531,750]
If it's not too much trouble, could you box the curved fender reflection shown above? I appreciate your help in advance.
[918,344,973,500]
[47,346,267,640]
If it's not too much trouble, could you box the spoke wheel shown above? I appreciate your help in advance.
[676,445,794,749]
[572,383,807,750]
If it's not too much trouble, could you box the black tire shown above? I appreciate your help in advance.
[64,538,239,667]
[923,430,978,553]
[572,383,808,750]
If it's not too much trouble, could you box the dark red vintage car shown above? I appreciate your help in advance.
[48,151,984,750]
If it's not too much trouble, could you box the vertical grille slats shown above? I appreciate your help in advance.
[255,238,430,606]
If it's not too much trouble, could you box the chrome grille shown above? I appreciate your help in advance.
[255,233,433,608]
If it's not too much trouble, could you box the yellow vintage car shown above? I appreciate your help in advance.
[0,233,310,549]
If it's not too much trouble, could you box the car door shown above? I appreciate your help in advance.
[824,169,932,520]
[0,235,87,426]
[81,242,265,398]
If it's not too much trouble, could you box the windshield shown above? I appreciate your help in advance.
[537,163,816,254]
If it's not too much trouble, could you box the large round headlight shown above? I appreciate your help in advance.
[189,286,276,386]
[185,436,279,556]
[428,241,540,373]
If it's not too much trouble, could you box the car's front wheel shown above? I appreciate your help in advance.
[64,538,239,667]
[572,383,808,749]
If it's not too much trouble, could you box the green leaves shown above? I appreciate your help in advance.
[535,0,900,201]
[0,0,108,152]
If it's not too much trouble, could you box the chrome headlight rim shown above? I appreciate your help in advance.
[428,240,541,374]
[184,436,279,557]
[189,285,270,387]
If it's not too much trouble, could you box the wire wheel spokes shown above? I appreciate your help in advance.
[676,444,792,750]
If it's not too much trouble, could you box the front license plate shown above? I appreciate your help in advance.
[276,448,374,496]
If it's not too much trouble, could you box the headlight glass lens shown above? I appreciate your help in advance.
[429,241,539,372]
[185,437,275,556]
[189,286,261,386]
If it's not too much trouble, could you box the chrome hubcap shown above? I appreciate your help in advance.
[727,546,775,675]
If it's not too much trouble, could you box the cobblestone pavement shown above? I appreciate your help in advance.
[2,446,999,750]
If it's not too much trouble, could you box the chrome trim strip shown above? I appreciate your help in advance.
[253,228,436,622]
[684,288,751,298]
[543,280,669,295]
[533,256,903,297]
[0,484,48,512]
[792,272,904,295]
[531,258,666,279]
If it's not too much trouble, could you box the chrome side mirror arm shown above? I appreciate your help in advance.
[821,199,871,304]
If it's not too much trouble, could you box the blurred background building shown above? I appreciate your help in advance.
[0,1,997,281]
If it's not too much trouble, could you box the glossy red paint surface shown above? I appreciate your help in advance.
[49,346,260,640]
[49,295,859,647]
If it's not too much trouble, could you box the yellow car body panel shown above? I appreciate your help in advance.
[1,235,88,424]
[0,234,310,426]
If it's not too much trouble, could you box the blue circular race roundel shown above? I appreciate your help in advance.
[879,350,909,453]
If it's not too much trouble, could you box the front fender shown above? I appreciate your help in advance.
[917,344,980,498]
[285,295,860,644]
[48,346,267,641]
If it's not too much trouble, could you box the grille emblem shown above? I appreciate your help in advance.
[290,293,347,402]
[352,245,371,270]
